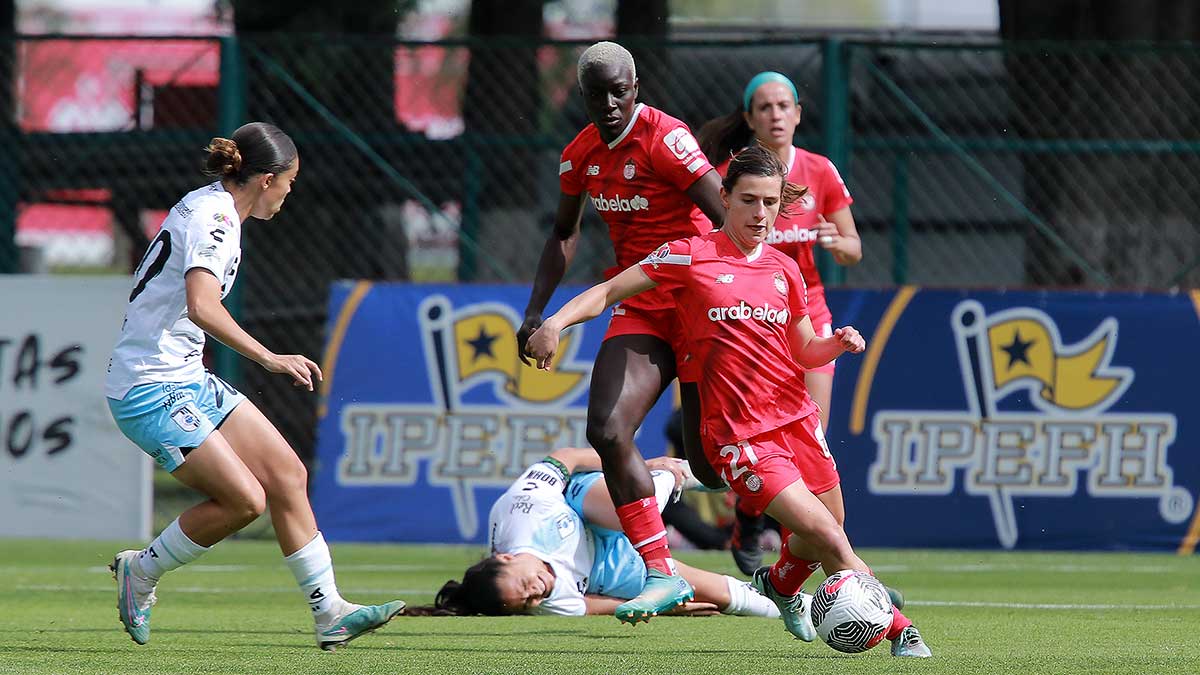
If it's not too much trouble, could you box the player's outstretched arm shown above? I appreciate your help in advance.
[787,314,866,369]
[518,193,587,365]
[526,265,656,369]
[185,269,322,390]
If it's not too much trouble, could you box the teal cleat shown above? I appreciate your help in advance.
[315,600,407,651]
[886,585,905,610]
[890,625,933,658]
[750,566,816,642]
[614,569,694,624]
[110,550,157,645]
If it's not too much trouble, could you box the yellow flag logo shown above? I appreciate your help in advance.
[453,310,586,403]
[986,315,1128,411]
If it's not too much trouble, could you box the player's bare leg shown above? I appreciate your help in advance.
[587,335,694,623]
[218,402,405,649]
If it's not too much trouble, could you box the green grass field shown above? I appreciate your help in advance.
[3,540,1198,675]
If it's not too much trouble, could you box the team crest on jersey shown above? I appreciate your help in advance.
[623,159,636,180]
[170,405,201,432]
[773,272,788,295]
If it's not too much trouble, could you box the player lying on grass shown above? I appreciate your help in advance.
[408,447,784,618]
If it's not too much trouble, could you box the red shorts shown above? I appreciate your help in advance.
[708,414,839,516]
[804,303,836,376]
[603,303,697,382]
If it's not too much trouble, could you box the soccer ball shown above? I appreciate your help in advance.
[810,570,893,653]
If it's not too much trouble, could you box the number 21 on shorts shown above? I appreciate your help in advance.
[718,440,760,483]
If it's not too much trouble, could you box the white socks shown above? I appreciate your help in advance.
[721,575,781,618]
[284,532,345,623]
[136,518,210,581]
[649,469,677,511]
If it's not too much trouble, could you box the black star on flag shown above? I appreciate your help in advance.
[1000,329,1035,369]
[466,325,499,362]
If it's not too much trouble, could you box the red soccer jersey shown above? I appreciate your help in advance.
[715,146,852,313]
[560,104,714,310]
[639,230,818,446]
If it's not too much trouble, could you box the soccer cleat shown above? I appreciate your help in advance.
[730,507,767,576]
[315,600,406,651]
[750,566,816,642]
[614,569,694,624]
[886,585,905,610]
[890,625,933,658]
[110,550,157,645]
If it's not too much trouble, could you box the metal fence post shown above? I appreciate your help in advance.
[820,37,849,286]
[457,142,482,282]
[891,153,910,284]
[215,35,246,385]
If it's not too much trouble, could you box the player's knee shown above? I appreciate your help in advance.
[269,455,308,498]
[226,485,266,527]
[586,414,633,456]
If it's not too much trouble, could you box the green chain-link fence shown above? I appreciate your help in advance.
[5,34,1200,458]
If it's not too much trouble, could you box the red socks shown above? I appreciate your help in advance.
[616,497,676,575]
[768,545,821,596]
[887,608,913,640]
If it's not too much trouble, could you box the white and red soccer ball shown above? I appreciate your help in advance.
[810,570,893,653]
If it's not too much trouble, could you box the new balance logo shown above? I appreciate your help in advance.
[707,301,790,325]
[586,165,600,175]
[715,274,734,284]
[591,192,649,212]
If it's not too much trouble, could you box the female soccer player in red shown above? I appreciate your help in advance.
[526,144,930,657]
[698,71,864,573]
[516,41,725,623]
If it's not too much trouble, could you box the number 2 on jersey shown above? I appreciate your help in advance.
[718,440,760,483]
[129,230,172,302]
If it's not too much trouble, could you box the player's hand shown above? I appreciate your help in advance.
[834,326,866,354]
[263,353,323,391]
[516,314,544,366]
[816,213,839,249]
[525,323,560,370]
[645,456,689,502]
[666,601,721,616]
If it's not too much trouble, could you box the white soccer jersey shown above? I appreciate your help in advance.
[488,460,595,617]
[105,182,242,399]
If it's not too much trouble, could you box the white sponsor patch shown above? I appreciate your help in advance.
[662,127,704,171]
[559,160,573,175]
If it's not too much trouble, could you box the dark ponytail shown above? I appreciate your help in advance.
[203,122,296,186]
[403,557,509,617]
[724,143,808,216]
[697,109,754,167]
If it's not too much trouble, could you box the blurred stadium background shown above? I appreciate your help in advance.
[2,1,1200,670]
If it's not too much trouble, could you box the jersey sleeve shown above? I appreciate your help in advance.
[183,204,237,279]
[819,158,854,214]
[535,594,587,617]
[638,237,695,293]
[650,125,713,191]
[558,138,584,197]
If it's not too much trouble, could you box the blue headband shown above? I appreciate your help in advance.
[742,71,799,111]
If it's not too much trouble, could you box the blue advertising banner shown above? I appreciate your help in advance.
[314,283,1200,553]
[311,283,676,544]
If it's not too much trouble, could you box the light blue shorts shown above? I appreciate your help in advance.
[565,471,647,600]
[107,372,246,472]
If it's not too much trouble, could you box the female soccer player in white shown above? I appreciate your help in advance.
[104,122,404,650]
[527,144,931,657]
[411,447,782,620]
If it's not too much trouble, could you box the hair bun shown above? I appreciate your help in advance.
[204,137,242,177]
